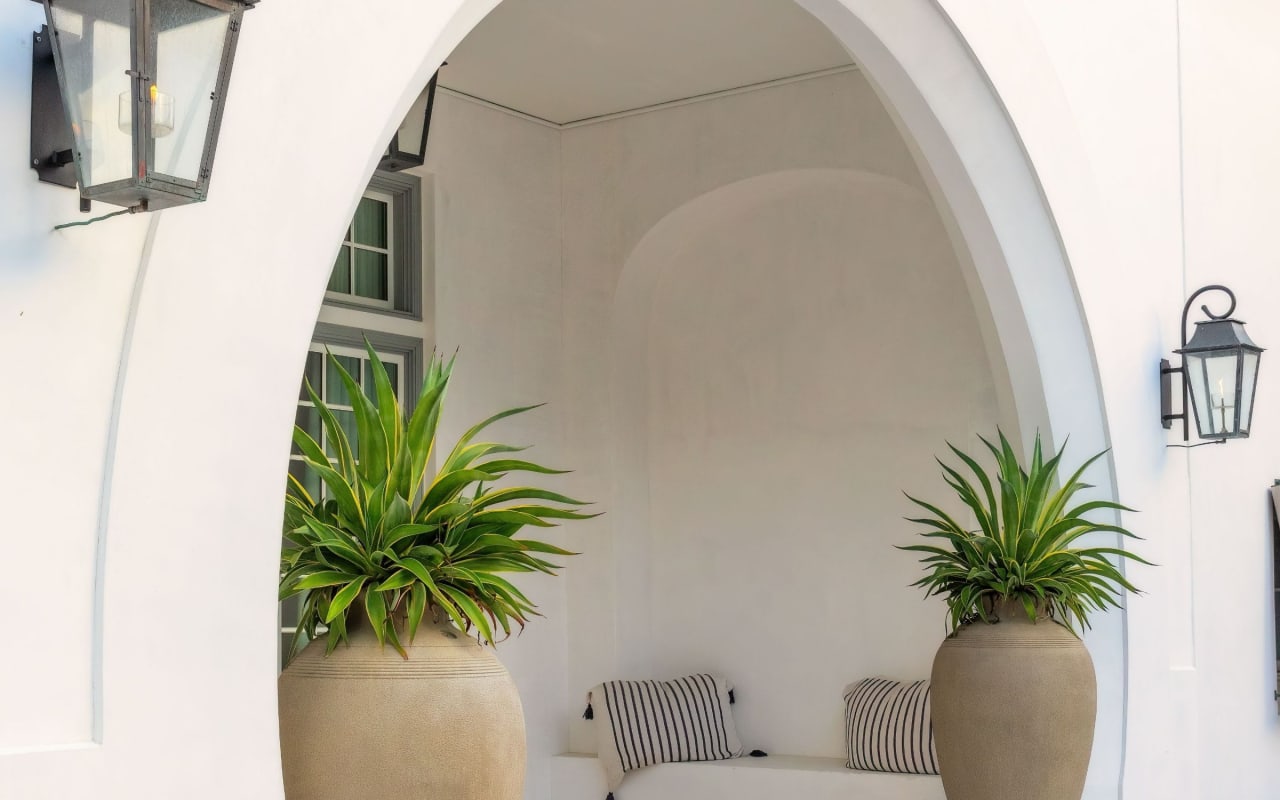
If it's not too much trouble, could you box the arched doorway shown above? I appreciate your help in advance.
[59,1,1124,798]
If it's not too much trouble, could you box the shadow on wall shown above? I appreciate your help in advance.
[608,168,1001,758]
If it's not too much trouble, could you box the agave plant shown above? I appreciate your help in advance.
[281,344,594,663]
[900,431,1149,635]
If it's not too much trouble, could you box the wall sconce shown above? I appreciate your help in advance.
[1161,284,1264,444]
[378,67,442,173]
[29,0,255,212]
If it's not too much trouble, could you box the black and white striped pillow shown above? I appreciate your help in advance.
[843,677,939,775]
[586,674,744,793]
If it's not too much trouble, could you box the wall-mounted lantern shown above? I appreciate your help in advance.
[1161,284,1264,443]
[29,0,255,212]
[378,68,441,173]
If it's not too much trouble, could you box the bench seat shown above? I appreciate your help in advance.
[551,752,945,800]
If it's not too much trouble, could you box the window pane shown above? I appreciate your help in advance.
[293,405,321,454]
[299,352,323,400]
[326,355,360,406]
[280,593,303,627]
[324,410,358,457]
[328,246,351,293]
[362,359,400,402]
[353,197,388,248]
[287,458,321,500]
[354,250,389,301]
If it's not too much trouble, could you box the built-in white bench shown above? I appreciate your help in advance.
[551,753,945,800]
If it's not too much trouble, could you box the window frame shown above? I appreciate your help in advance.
[326,188,397,312]
[322,171,424,321]
[280,324,425,671]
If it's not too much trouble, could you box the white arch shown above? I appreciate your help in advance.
[1,1,1123,797]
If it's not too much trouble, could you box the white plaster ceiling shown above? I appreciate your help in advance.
[440,0,854,125]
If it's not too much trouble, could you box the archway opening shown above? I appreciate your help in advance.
[78,1,1123,798]
[274,0,1120,791]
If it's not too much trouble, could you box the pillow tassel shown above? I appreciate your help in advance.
[583,691,594,720]
[729,689,735,704]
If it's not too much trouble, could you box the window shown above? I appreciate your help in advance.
[281,167,428,671]
[280,326,425,669]
[327,191,396,309]
[286,340,406,497]
[322,172,424,319]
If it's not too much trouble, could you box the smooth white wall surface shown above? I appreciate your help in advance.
[936,2,1280,797]
[635,169,997,756]
[0,2,151,751]
[557,70,1027,757]
[12,0,1280,797]
[1177,2,1280,796]
[423,91,570,799]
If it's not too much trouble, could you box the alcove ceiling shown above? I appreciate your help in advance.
[441,0,855,125]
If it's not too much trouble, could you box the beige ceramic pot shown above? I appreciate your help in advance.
[278,609,526,800]
[929,599,1096,800]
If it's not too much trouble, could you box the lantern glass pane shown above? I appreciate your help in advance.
[48,0,134,188]
[1241,351,1260,433]
[151,0,232,182]
[1187,351,1241,437]
[1185,353,1210,435]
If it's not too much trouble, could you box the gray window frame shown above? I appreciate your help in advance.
[312,322,424,411]
[322,170,424,321]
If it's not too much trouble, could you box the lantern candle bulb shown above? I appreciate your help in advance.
[1217,379,1228,432]
[117,86,175,138]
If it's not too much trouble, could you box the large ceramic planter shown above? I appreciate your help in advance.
[278,612,526,800]
[929,600,1096,800]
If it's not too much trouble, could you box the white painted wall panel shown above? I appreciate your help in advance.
[0,3,150,751]
[424,92,570,799]
[640,170,996,756]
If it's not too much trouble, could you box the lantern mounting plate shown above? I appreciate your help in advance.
[29,25,77,190]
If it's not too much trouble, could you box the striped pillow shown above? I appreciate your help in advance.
[843,677,939,775]
[586,674,744,792]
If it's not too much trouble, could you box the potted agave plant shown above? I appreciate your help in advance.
[277,345,593,800]
[901,432,1148,800]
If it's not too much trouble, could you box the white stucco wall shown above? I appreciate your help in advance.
[424,91,571,798]
[635,169,998,757]
[560,67,1018,752]
[3,0,1278,798]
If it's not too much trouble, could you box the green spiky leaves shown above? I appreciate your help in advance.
[281,345,596,664]
[899,431,1149,636]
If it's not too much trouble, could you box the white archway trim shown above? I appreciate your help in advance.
[791,2,1123,793]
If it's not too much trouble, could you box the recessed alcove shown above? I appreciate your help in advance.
[422,0,1047,781]
[604,167,1000,758]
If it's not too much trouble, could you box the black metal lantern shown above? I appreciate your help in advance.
[378,68,440,173]
[1161,285,1264,442]
[29,0,254,211]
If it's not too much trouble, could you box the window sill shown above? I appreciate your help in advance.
[551,753,944,800]
[320,297,422,322]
